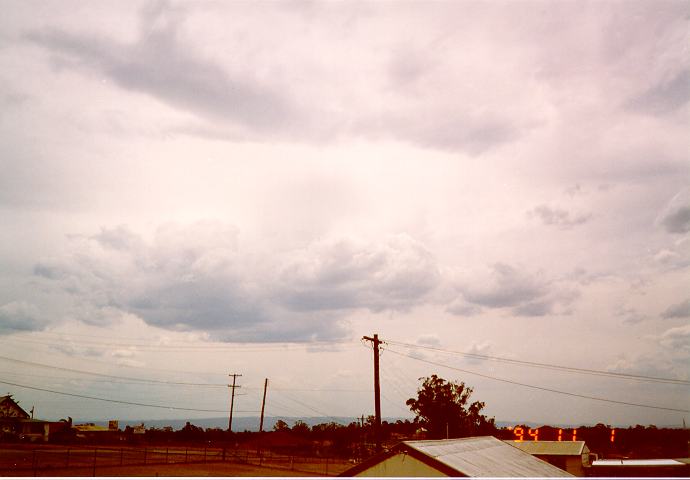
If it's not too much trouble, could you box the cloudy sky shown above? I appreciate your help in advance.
[0,0,688,428]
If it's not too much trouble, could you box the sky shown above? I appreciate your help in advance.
[0,0,688,429]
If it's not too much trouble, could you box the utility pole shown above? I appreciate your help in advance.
[228,373,242,432]
[259,378,269,433]
[363,333,382,452]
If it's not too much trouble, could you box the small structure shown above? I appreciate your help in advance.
[339,436,573,477]
[505,440,591,476]
[591,458,690,477]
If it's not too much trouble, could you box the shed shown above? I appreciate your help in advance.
[505,440,590,476]
[339,436,573,477]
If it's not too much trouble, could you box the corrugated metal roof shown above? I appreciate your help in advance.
[505,440,586,455]
[402,436,573,477]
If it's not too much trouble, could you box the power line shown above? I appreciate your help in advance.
[0,379,259,413]
[383,347,690,414]
[0,357,372,393]
[383,339,690,386]
[0,355,227,386]
[0,335,359,352]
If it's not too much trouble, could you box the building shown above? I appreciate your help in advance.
[505,440,591,476]
[591,458,690,477]
[339,436,573,477]
[1,394,71,442]
[0,395,47,441]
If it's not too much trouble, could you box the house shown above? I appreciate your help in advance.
[505,440,591,476]
[0,394,71,442]
[0,394,46,441]
[339,436,573,477]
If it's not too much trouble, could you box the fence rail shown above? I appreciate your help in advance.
[0,445,350,476]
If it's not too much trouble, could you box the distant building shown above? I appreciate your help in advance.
[339,436,573,477]
[505,440,591,476]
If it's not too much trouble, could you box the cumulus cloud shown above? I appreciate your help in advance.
[274,234,441,313]
[528,205,591,229]
[29,224,444,341]
[465,341,492,364]
[0,301,50,333]
[452,263,579,317]
[661,299,690,319]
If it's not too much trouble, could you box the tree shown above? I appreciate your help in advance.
[273,419,289,431]
[406,375,496,439]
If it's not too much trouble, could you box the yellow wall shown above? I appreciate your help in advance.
[355,453,448,477]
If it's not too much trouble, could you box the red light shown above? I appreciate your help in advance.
[557,428,562,441]
[528,428,539,441]
[610,429,615,443]
[572,429,577,441]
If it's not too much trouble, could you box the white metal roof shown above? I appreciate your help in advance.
[402,436,573,477]
[593,459,685,466]
[505,440,587,456]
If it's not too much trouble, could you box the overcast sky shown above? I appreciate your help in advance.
[0,0,688,428]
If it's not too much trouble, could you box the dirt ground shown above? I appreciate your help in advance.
[9,461,327,477]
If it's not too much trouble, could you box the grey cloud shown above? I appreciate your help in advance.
[661,299,690,319]
[29,224,442,341]
[362,111,522,155]
[25,12,297,136]
[445,300,482,317]
[275,234,441,313]
[615,307,648,325]
[462,263,547,309]
[456,263,579,317]
[661,206,690,234]
[512,300,553,317]
[0,301,49,333]
[627,69,690,115]
[657,324,690,353]
[528,205,591,229]
[657,188,690,234]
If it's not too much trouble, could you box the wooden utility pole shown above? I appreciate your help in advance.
[259,378,269,433]
[228,373,242,432]
[362,334,382,452]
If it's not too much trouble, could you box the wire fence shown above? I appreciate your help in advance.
[0,445,352,476]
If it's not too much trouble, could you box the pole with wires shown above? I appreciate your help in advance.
[363,334,382,452]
